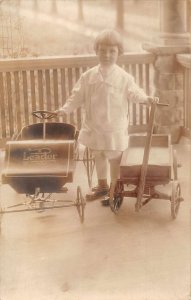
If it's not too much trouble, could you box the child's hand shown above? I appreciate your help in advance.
[147,97,159,105]
[54,109,59,115]
[54,109,63,116]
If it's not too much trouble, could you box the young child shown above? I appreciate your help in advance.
[55,29,157,203]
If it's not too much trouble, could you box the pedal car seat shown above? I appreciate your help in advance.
[20,122,76,140]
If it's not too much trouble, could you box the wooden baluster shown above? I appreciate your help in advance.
[145,64,150,124]
[30,70,37,123]
[131,64,137,126]
[38,70,44,110]
[6,72,14,137]
[0,73,6,138]
[75,67,82,130]
[53,69,59,111]
[45,69,51,112]
[68,67,74,125]
[185,68,191,132]
[60,68,67,123]
[61,68,66,107]
[14,71,22,133]
[138,64,143,125]
[22,70,29,126]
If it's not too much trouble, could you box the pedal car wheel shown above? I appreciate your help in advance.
[171,181,182,219]
[83,147,95,188]
[76,186,86,223]
[109,180,124,214]
[172,149,178,180]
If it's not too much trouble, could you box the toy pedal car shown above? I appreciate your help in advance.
[1,111,86,223]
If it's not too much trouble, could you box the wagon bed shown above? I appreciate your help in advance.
[120,134,172,185]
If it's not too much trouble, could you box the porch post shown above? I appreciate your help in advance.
[143,0,191,142]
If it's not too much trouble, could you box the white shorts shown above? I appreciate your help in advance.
[91,150,122,161]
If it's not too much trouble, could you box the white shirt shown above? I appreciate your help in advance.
[59,64,148,151]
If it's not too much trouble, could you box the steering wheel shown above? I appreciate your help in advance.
[32,110,57,120]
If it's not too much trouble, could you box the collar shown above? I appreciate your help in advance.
[88,64,122,88]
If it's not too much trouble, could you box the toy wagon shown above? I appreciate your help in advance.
[0,110,94,223]
[109,102,184,219]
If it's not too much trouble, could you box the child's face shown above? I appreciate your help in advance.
[96,44,119,67]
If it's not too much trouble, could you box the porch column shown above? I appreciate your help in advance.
[143,0,191,142]
[159,0,190,44]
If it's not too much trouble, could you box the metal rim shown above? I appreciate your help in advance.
[83,147,95,188]
[109,180,124,214]
[172,149,178,180]
[171,181,181,219]
[76,186,85,223]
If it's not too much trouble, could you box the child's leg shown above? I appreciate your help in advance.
[101,151,122,206]
[94,150,108,188]
[86,150,109,200]
[108,151,122,182]
[110,158,121,181]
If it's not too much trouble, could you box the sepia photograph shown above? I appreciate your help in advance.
[0,0,190,299]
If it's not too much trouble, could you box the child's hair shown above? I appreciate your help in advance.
[94,29,124,55]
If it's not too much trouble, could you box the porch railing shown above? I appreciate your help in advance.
[0,53,155,140]
[177,54,191,138]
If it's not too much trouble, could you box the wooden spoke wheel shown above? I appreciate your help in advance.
[109,180,124,214]
[75,186,86,223]
[171,181,182,219]
[172,149,178,180]
[83,147,95,188]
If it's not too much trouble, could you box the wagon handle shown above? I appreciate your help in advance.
[156,103,169,107]
[135,101,169,212]
[140,102,169,107]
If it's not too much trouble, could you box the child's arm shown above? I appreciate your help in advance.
[55,76,85,115]
[126,75,156,105]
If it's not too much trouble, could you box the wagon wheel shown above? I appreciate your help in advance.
[75,186,86,223]
[83,147,95,188]
[171,181,183,219]
[172,149,178,180]
[109,180,124,214]
[32,110,57,120]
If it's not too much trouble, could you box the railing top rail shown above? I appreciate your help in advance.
[176,54,191,69]
[0,52,155,72]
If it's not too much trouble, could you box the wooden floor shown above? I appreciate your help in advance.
[0,139,190,300]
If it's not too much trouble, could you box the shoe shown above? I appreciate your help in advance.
[91,185,109,192]
[86,187,109,201]
[101,197,110,207]
[59,186,68,193]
